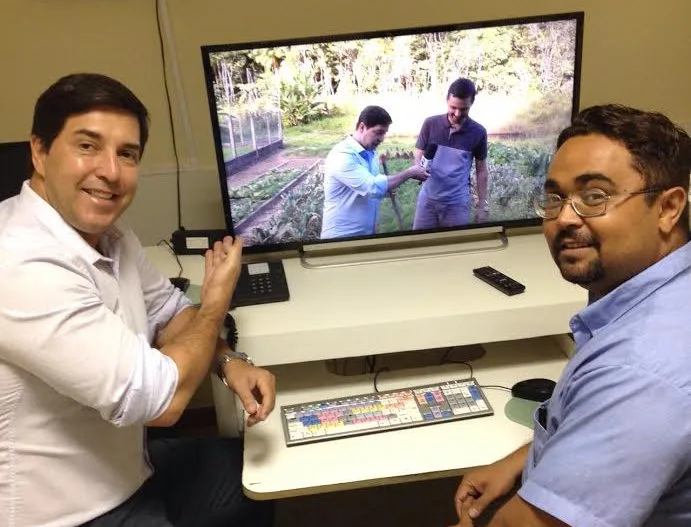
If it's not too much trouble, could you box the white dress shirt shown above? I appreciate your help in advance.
[0,182,191,527]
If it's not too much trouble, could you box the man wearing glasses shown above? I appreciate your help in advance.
[451,104,691,527]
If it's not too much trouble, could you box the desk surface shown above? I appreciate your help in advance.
[145,232,586,366]
[241,336,569,499]
[144,233,584,499]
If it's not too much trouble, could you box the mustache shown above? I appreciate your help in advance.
[552,230,598,251]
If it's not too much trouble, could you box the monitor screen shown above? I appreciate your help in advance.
[201,12,583,254]
[0,141,31,203]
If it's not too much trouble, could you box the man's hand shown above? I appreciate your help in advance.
[475,207,488,223]
[201,236,243,313]
[223,360,276,427]
[452,498,478,527]
[407,164,430,182]
[451,461,521,525]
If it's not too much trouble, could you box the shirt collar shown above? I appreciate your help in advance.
[570,241,691,347]
[441,114,470,132]
[18,180,123,265]
[343,135,375,162]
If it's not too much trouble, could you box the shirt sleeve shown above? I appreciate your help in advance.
[325,151,388,199]
[415,118,431,151]
[518,364,691,527]
[473,129,488,161]
[0,253,177,427]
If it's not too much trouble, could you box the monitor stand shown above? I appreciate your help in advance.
[299,226,508,269]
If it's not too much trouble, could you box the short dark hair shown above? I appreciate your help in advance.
[31,73,150,155]
[447,78,477,103]
[356,105,392,129]
[557,104,691,227]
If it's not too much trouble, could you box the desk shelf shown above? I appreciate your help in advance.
[240,336,570,499]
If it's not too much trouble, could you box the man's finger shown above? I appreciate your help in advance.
[455,480,478,517]
[204,249,213,272]
[458,497,477,526]
[232,381,259,416]
[254,375,276,417]
[465,492,494,520]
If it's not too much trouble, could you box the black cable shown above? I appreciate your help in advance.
[157,238,183,277]
[479,384,512,393]
[154,0,183,231]
[373,367,390,393]
[445,360,474,379]
[224,313,239,350]
[365,355,376,374]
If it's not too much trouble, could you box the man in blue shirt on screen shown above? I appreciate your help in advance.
[320,105,428,239]
[413,77,489,229]
[451,104,691,527]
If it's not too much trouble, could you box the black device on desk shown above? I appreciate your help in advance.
[231,260,290,308]
[511,378,556,402]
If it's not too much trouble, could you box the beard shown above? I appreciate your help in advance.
[557,255,605,285]
[551,230,605,285]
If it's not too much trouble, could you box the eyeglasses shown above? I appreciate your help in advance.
[533,187,663,219]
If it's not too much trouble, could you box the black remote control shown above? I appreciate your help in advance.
[473,266,525,296]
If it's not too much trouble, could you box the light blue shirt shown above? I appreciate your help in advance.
[320,135,388,239]
[519,242,691,527]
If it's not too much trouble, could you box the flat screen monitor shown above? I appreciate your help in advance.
[0,141,31,203]
[201,12,583,255]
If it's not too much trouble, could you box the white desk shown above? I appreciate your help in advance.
[145,232,587,499]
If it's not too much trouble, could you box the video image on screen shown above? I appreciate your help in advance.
[202,12,583,252]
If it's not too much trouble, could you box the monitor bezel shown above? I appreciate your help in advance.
[200,11,584,255]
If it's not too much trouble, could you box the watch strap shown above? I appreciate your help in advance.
[216,351,254,387]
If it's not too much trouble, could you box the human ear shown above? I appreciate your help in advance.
[658,186,688,234]
[30,136,48,177]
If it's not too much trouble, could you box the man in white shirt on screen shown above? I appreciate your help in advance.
[0,73,276,527]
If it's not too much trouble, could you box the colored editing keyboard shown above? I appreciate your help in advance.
[280,378,493,446]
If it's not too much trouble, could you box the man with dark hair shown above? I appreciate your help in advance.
[321,105,428,238]
[451,104,691,527]
[413,77,489,229]
[0,73,276,527]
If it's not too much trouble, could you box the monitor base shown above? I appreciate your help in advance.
[299,226,508,269]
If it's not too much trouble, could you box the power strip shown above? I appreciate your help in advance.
[171,229,229,255]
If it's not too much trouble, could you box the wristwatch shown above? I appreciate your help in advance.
[216,351,254,387]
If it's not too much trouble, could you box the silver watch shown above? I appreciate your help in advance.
[216,351,254,387]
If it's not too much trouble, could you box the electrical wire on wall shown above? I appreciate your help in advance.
[154,0,183,232]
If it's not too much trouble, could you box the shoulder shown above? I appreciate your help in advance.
[325,137,360,168]
[465,117,487,136]
[421,114,446,129]
[625,303,691,394]
[0,214,76,271]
